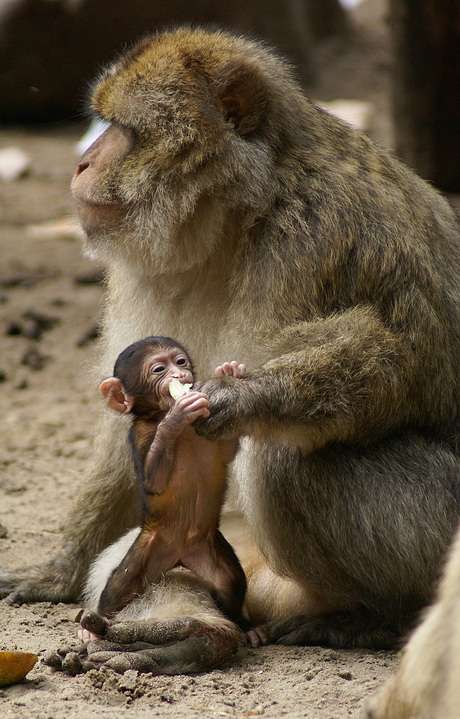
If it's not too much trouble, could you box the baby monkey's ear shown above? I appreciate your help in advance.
[99,377,133,413]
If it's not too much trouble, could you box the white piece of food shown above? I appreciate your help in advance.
[169,378,192,400]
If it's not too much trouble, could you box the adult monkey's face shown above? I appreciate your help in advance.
[72,124,133,238]
[70,28,278,272]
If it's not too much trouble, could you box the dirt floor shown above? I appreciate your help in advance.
[0,2,423,717]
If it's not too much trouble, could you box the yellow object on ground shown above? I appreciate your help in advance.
[0,650,38,687]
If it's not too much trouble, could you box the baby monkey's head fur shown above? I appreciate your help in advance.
[113,335,194,400]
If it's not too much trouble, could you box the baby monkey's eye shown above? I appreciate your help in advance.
[151,364,165,373]
[176,357,188,366]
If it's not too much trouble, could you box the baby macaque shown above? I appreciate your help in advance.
[97,336,247,624]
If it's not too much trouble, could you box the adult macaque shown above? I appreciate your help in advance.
[3,27,460,674]
[95,335,246,622]
[364,524,460,719]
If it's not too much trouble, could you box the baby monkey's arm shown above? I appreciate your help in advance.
[144,392,210,494]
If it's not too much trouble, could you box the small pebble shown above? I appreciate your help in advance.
[21,348,50,370]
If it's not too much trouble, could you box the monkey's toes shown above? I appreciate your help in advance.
[0,569,18,598]
[43,651,63,669]
[4,590,25,606]
[246,625,268,648]
[61,651,83,675]
[81,618,242,675]
[80,610,110,637]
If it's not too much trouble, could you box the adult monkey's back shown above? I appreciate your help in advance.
[2,27,460,662]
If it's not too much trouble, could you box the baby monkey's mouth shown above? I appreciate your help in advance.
[169,378,193,399]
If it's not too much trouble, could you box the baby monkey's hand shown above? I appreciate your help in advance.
[167,391,210,427]
[214,361,246,379]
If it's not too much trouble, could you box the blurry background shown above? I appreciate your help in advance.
[0,0,351,120]
[0,4,459,715]
[0,0,459,190]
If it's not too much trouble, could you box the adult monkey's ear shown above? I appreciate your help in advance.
[218,62,268,136]
[99,377,133,413]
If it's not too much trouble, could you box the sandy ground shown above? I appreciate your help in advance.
[0,4,407,717]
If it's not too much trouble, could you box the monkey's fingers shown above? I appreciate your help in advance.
[46,618,241,677]
[43,651,64,670]
[261,612,400,650]
[86,638,158,654]
[62,651,83,675]
[188,407,211,422]
[250,616,313,647]
[192,378,248,440]
[215,362,246,379]
[246,625,268,648]
[176,392,209,410]
[215,362,236,377]
[234,363,246,379]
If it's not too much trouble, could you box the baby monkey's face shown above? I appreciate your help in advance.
[145,347,194,408]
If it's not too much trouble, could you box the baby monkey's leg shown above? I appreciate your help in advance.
[45,574,243,675]
[183,531,247,624]
[98,528,180,616]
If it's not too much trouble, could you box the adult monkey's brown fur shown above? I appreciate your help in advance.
[3,27,460,673]
[364,524,460,719]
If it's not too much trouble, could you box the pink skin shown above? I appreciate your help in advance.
[78,627,95,643]
[78,358,245,644]
[214,361,246,379]
[162,389,211,431]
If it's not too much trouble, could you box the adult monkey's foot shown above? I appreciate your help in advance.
[249,611,402,650]
[44,611,243,675]
[1,561,81,605]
